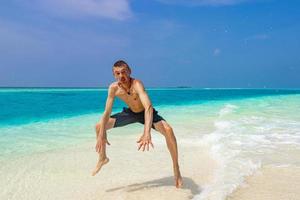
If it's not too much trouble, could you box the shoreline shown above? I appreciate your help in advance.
[1,94,299,200]
[1,127,300,200]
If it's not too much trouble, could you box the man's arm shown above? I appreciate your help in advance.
[135,80,154,151]
[95,84,116,153]
[98,84,116,138]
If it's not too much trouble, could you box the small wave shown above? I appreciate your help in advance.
[218,104,238,117]
[193,104,300,200]
[193,120,260,200]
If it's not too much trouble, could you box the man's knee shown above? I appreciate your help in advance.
[165,123,173,132]
[164,124,174,137]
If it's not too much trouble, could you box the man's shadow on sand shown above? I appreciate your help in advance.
[106,176,201,199]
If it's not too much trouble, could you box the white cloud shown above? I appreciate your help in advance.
[0,19,130,62]
[157,0,250,6]
[0,19,50,57]
[32,0,133,20]
[213,48,221,56]
[245,34,270,42]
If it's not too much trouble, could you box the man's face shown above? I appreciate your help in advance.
[113,66,131,84]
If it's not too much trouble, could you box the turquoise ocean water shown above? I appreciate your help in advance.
[1,88,299,127]
[1,88,300,200]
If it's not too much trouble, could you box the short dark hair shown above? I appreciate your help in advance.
[113,60,130,68]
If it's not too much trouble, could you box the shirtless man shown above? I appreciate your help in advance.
[92,60,183,188]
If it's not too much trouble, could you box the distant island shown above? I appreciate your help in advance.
[176,86,192,88]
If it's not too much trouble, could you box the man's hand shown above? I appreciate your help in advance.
[136,134,154,151]
[95,136,110,153]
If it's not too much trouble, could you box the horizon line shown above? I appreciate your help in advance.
[1,86,300,90]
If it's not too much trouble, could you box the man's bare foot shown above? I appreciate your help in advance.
[92,157,109,176]
[174,166,183,188]
[175,175,183,188]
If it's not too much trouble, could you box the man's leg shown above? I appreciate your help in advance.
[153,120,183,188]
[92,117,116,176]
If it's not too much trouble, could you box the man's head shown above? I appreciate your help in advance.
[113,60,131,84]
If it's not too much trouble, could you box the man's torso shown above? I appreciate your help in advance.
[111,79,145,113]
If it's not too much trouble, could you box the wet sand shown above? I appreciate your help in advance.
[227,165,300,200]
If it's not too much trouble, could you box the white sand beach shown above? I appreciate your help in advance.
[0,131,217,200]
[2,126,300,200]
[227,165,300,200]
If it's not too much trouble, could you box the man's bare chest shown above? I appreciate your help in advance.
[116,89,140,103]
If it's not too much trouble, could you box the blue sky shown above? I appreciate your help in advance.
[0,0,299,88]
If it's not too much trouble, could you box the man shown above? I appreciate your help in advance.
[92,60,183,188]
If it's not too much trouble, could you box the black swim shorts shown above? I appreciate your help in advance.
[110,107,165,129]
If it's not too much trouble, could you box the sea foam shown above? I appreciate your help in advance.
[193,101,300,200]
